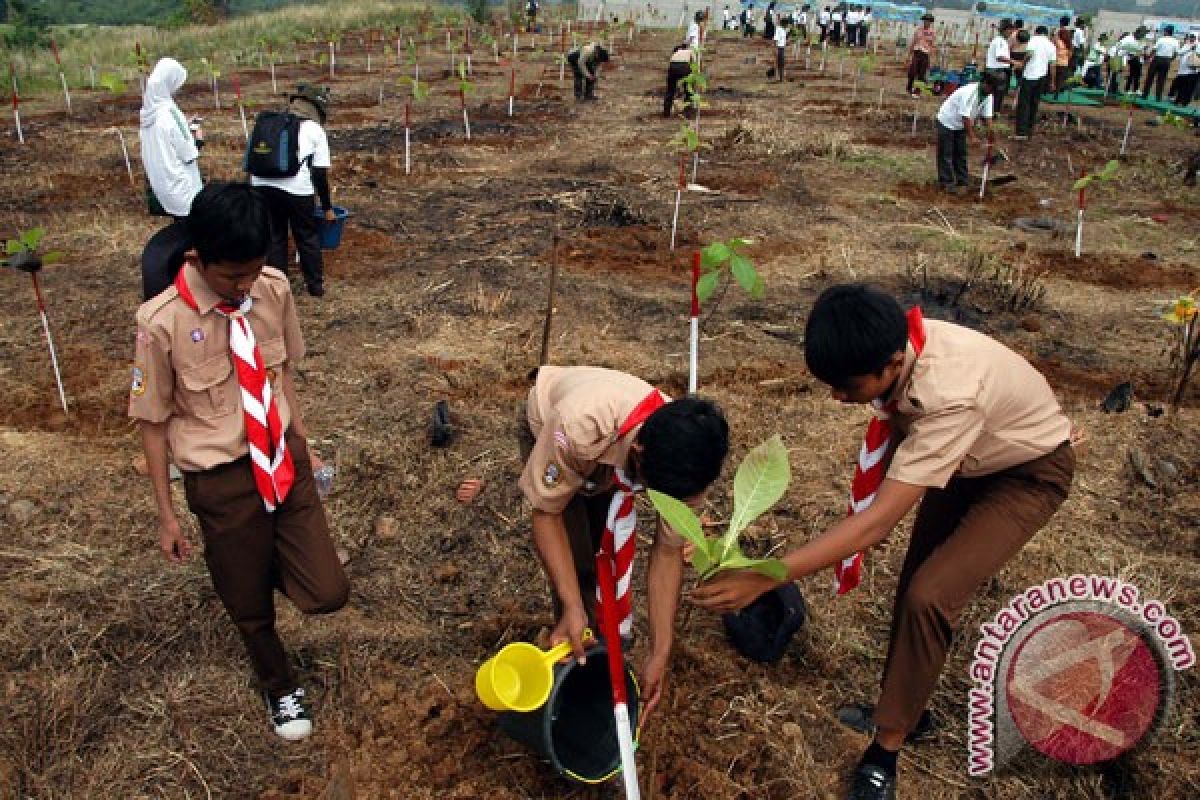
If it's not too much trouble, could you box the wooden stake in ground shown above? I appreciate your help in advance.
[268,43,278,94]
[31,270,68,414]
[978,136,993,199]
[50,39,72,114]
[1119,107,1132,157]
[670,153,686,251]
[539,234,559,366]
[232,73,248,141]
[11,85,23,145]
[509,64,516,117]
[329,41,336,79]
[111,127,134,186]
[1074,183,1085,259]
[460,86,471,140]
[689,251,700,394]
[404,100,412,175]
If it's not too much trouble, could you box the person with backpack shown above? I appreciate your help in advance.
[140,57,204,220]
[246,84,335,298]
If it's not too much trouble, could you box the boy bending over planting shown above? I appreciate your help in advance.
[130,183,348,742]
[461,367,729,723]
[693,285,1078,800]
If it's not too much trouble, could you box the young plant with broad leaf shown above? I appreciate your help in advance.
[1072,159,1118,257]
[697,236,764,316]
[649,435,790,582]
[1162,292,1199,410]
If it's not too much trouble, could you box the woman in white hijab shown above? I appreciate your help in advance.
[139,57,204,218]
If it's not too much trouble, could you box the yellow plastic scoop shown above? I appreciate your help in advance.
[476,630,593,712]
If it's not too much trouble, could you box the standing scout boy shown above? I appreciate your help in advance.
[130,182,349,742]
[693,285,1077,800]
[461,367,729,722]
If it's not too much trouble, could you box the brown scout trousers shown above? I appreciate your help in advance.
[872,441,1075,734]
[184,430,349,698]
[517,407,612,623]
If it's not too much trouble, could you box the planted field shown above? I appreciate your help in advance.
[0,12,1197,800]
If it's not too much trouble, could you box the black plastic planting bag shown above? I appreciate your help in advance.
[721,582,808,664]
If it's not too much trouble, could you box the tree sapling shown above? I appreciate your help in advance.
[1162,293,1199,411]
[2,228,68,413]
[649,435,790,583]
[1072,159,1119,258]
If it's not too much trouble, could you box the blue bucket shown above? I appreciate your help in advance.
[314,206,350,250]
[497,639,640,784]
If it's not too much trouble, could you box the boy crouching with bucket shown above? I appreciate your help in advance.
[693,285,1079,800]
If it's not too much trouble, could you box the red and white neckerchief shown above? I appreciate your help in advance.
[595,390,668,638]
[175,271,295,512]
[836,307,926,595]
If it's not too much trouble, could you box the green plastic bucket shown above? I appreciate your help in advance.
[498,640,640,784]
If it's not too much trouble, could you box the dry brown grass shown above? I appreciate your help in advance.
[0,15,1197,800]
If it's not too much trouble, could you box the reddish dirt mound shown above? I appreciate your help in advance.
[560,225,696,277]
[698,165,777,195]
[892,179,1042,218]
[323,225,404,279]
[1033,251,1200,290]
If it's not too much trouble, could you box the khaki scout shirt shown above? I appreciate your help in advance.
[128,264,305,472]
[517,367,681,544]
[885,320,1071,488]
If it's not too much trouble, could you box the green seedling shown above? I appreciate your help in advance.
[669,120,704,153]
[3,227,68,414]
[649,435,790,582]
[1072,159,1119,258]
[399,75,429,102]
[698,236,764,305]
[1162,293,1199,410]
[98,72,127,95]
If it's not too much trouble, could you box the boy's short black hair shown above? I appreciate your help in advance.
[1018,29,1031,42]
[595,44,611,62]
[637,396,729,499]
[1059,15,1070,26]
[1035,25,1048,35]
[804,284,907,389]
[187,182,271,266]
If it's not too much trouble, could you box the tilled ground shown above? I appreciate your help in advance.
[0,20,1197,800]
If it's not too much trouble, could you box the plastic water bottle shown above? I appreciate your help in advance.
[314,465,335,499]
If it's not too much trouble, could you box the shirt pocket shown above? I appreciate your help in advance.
[259,336,287,369]
[179,353,237,420]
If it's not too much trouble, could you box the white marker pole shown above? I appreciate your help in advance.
[979,139,992,200]
[405,101,412,175]
[1074,189,1085,258]
[689,252,700,394]
[1119,109,1132,157]
[31,273,68,414]
[112,127,134,186]
[670,155,685,251]
[11,90,23,144]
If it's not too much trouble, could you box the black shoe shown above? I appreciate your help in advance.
[266,687,313,741]
[307,284,325,297]
[837,704,938,744]
[847,763,896,800]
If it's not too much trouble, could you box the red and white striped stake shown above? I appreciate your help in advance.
[1119,108,1132,157]
[30,271,69,414]
[232,73,248,141]
[509,65,516,116]
[110,127,135,186]
[689,251,700,394]
[978,137,993,199]
[1074,183,1085,258]
[11,85,23,144]
[461,86,471,139]
[50,39,72,114]
[670,153,686,251]
[329,41,336,78]
[594,547,641,800]
[268,43,277,94]
[404,100,412,174]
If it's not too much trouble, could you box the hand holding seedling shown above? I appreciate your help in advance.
[651,436,790,613]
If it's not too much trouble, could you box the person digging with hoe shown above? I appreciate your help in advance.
[458,366,730,724]
[693,285,1080,800]
[933,71,1000,193]
[567,42,611,102]
[130,182,349,743]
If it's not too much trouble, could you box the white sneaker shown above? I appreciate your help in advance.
[266,687,313,741]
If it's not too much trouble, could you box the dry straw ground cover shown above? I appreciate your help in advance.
[0,5,1197,798]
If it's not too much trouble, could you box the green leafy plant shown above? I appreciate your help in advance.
[697,236,764,304]
[98,72,127,95]
[2,228,64,272]
[1072,158,1119,191]
[669,120,703,154]
[680,54,708,113]
[400,76,430,102]
[457,61,475,95]
[1162,292,1199,410]
[1162,111,1191,129]
[649,435,790,582]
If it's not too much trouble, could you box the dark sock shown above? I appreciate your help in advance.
[860,740,898,775]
